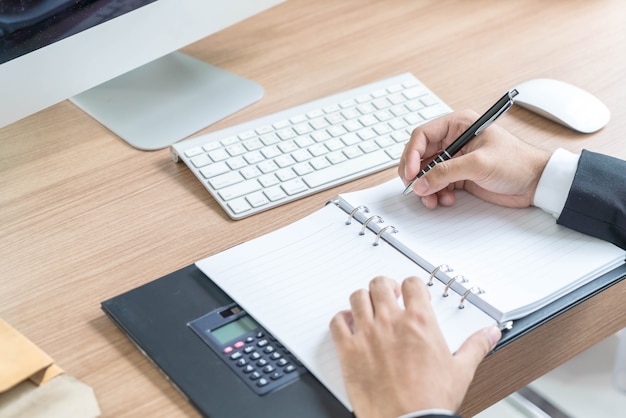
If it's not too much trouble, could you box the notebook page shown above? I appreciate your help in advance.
[196,203,495,410]
[338,178,625,321]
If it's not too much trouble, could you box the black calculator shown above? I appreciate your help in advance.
[188,303,307,395]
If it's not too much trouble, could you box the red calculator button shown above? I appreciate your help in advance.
[234,341,245,349]
[224,346,233,354]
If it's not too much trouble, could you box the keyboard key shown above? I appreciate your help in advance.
[310,157,330,170]
[258,174,279,188]
[190,154,212,168]
[281,178,309,195]
[276,168,296,182]
[209,172,244,190]
[246,192,269,208]
[226,157,247,170]
[244,151,264,165]
[184,146,203,157]
[260,133,280,146]
[264,186,287,202]
[243,138,264,151]
[293,163,314,176]
[228,198,252,215]
[258,161,279,174]
[240,166,262,179]
[326,152,347,165]
[199,162,229,179]
[218,179,262,201]
[303,150,391,188]
[226,143,246,156]
[208,148,229,162]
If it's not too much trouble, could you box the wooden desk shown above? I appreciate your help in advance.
[2,0,625,416]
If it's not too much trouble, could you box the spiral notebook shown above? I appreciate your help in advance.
[196,177,625,410]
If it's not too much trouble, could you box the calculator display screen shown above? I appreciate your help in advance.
[211,315,259,344]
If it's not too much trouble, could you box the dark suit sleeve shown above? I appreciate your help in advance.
[557,150,626,249]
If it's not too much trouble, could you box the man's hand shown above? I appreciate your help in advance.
[330,276,501,418]
[399,110,550,209]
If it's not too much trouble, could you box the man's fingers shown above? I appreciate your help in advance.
[400,111,478,183]
[400,276,432,312]
[348,287,375,332]
[454,326,501,375]
[410,153,477,197]
[368,276,401,317]
[329,310,354,341]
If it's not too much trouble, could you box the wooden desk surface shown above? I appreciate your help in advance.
[2,0,625,416]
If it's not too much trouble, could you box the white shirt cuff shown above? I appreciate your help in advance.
[533,148,580,217]
[397,409,455,418]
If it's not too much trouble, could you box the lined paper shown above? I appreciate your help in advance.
[196,203,495,410]
[338,178,625,321]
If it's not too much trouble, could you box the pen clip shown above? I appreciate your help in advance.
[474,89,519,135]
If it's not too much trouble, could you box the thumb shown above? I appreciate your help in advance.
[412,154,478,196]
[453,326,501,373]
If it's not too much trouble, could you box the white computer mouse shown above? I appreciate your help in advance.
[514,78,610,133]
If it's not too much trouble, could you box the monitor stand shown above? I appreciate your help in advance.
[70,52,264,151]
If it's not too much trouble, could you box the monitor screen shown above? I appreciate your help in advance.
[0,0,284,150]
[0,1,158,64]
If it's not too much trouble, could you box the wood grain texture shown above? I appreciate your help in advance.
[1,0,625,416]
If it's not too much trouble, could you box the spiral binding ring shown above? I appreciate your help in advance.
[373,225,398,246]
[346,205,369,225]
[442,277,457,297]
[458,287,485,309]
[360,215,384,235]
[427,264,452,286]
[456,275,468,283]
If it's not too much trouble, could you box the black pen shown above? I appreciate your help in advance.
[402,89,519,195]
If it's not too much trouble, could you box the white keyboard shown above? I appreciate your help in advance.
[171,73,451,219]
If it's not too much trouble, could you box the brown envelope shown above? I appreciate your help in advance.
[0,319,101,418]
[0,318,63,393]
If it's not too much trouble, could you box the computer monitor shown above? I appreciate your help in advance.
[0,0,284,150]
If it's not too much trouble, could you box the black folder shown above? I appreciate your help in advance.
[101,262,626,418]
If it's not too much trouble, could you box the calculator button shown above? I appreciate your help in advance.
[270,352,282,360]
[277,358,288,367]
[223,346,233,354]
[270,372,283,380]
[285,365,297,373]
[263,365,275,374]
[235,358,247,367]
[257,339,268,347]
[245,336,254,343]
[250,352,261,360]
[243,365,254,373]
[256,332,264,338]
[249,372,261,380]
[230,352,242,360]
[257,378,269,387]
[264,346,275,353]
[234,341,245,349]
[243,346,255,354]
[256,359,268,367]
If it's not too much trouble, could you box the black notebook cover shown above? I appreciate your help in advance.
[101,264,352,418]
[101,262,626,417]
